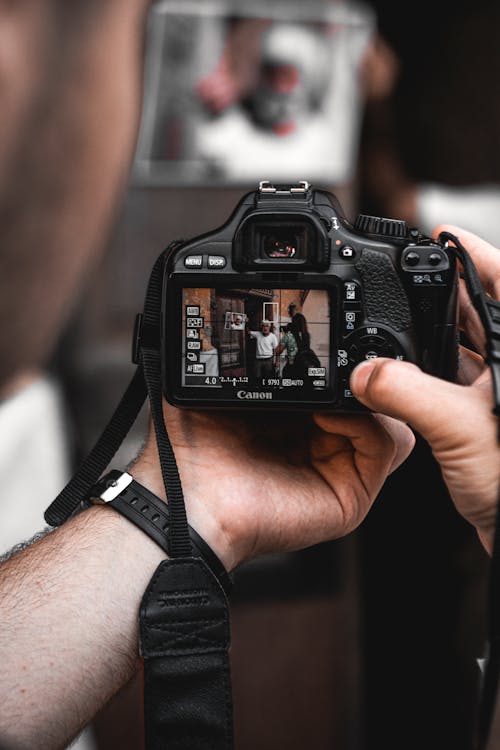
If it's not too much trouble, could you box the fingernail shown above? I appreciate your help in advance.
[350,360,377,394]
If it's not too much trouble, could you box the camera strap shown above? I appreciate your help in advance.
[44,243,234,749]
[438,231,500,750]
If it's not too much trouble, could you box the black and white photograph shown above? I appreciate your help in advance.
[134,0,374,186]
[224,311,246,331]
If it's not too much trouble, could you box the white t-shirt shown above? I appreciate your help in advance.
[0,376,70,555]
[249,331,278,358]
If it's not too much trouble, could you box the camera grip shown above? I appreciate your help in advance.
[355,248,412,332]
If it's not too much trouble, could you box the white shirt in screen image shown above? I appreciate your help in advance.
[248,330,278,358]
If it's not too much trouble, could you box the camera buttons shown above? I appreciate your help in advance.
[405,251,420,266]
[343,310,359,332]
[429,252,442,266]
[344,281,361,302]
[208,255,227,269]
[339,245,355,259]
[184,255,203,268]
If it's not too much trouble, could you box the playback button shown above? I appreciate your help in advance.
[344,281,361,303]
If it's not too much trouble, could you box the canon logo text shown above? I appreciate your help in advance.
[236,390,273,400]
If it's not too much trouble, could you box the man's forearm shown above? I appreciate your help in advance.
[0,501,165,749]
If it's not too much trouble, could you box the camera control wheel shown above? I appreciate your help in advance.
[344,326,406,367]
[354,214,408,239]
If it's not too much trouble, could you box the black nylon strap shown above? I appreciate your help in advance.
[44,242,193,562]
[44,366,147,526]
[141,346,191,558]
[43,247,171,527]
[140,557,233,750]
[138,246,191,558]
[439,231,500,420]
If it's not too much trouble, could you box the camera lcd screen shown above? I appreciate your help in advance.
[181,287,331,393]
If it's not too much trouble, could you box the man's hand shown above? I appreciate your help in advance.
[0,372,415,750]
[350,225,500,554]
[134,406,415,571]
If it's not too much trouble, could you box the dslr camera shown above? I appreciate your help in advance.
[160,181,458,411]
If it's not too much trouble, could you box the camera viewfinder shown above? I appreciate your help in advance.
[233,214,328,270]
[261,227,304,260]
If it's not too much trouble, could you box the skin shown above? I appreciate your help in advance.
[0,0,147,394]
[0,507,165,750]
[134,408,415,572]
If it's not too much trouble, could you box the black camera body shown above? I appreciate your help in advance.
[161,181,458,411]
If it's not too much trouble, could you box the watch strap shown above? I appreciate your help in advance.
[90,470,232,595]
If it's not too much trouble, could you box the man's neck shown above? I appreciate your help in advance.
[0,370,40,402]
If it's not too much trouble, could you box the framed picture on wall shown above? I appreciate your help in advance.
[133,0,375,187]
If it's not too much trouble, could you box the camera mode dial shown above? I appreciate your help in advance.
[355,214,408,239]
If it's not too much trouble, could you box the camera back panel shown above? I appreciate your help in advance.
[162,183,458,411]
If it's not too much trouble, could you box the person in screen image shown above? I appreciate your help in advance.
[286,302,321,378]
[287,302,310,350]
[198,327,219,377]
[276,323,299,378]
[246,319,278,381]
[230,313,245,330]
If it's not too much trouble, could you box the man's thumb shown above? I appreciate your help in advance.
[350,358,467,442]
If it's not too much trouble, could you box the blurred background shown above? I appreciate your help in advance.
[2,0,499,747]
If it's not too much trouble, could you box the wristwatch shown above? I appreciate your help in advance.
[89,470,232,594]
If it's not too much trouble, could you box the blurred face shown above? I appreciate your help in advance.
[0,0,150,390]
[261,323,271,335]
[265,64,300,94]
